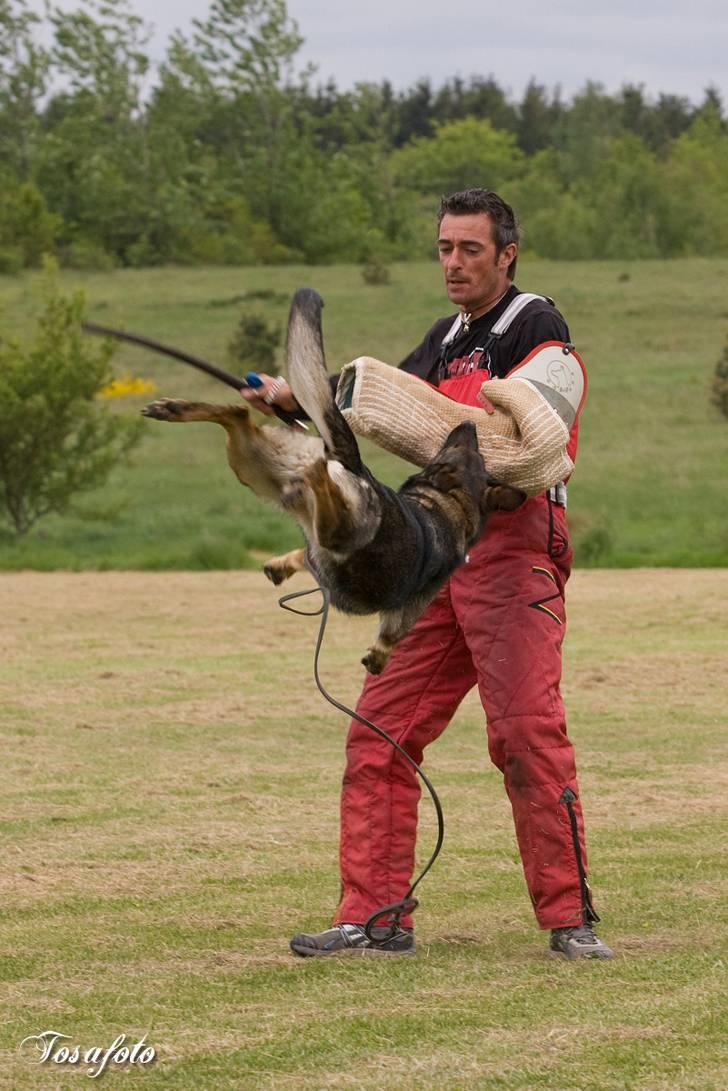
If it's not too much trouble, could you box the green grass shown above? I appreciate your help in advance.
[0,258,726,569]
[1,568,727,1090]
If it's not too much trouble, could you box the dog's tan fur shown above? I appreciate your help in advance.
[143,290,524,672]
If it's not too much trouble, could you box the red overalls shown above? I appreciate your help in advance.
[333,365,597,931]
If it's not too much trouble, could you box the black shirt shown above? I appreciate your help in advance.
[398,285,570,384]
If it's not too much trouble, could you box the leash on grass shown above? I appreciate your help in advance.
[278,586,444,944]
[84,320,441,938]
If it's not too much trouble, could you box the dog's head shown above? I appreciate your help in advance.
[422,421,526,515]
[421,421,484,496]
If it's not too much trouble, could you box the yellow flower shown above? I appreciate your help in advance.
[98,374,157,399]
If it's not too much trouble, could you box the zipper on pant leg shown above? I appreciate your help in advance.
[559,787,600,924]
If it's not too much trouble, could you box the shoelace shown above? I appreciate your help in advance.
[564,925,600,944]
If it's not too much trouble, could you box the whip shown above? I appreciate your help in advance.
[82,320,307,429]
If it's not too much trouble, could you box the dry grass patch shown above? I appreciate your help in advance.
[1,569,727,1090]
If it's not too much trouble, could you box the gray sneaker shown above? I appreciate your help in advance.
[549,923,614,960]
[290,923,415,958]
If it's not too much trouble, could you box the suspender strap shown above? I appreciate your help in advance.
[490,292,550,337]
[441,314,465,346]
[440,292,551,351]
[474,293,551,378]
[438,294,570,506]
[438,293,552,380]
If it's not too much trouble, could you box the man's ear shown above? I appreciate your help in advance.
[497,242,517,272]
[481,483,527,512]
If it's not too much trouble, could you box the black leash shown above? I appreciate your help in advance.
[278,586,444,943]
[84,318,443,937]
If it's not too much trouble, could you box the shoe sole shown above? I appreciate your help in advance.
[290,942,416,958]
[548,948,614,961]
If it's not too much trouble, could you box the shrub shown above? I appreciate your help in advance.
[0,183,62,268]
[227,308,282,371]
[0,247,23,276]
[710,334,728,420]
[0,264,143,536]
[60,237,117,271]
[576,524,614,565]
[361,256,391,285]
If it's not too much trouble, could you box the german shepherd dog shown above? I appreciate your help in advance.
[142,289,525,673]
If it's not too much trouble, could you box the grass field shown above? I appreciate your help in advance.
[1,257,727,569]
[1,568,726,1090]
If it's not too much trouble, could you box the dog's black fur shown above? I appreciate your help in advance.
[143,289,525,672]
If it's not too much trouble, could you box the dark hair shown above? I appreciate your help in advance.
[437,188,520,278]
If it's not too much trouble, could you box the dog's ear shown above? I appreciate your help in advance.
[481,483,527,513]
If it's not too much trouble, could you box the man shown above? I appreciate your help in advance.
[243,188,613,961]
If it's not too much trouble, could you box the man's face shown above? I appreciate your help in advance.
[437,212,516,313]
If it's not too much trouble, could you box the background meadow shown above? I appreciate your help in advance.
[1,256,726,570]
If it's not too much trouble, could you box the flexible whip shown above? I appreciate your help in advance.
[82,320,305,428]
[278,586,444,943]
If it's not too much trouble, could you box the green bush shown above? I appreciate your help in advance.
[60,237,117,271]
[575,523,615,565]
[710,334,728,420]
[0,264,143,536]
[361,256,391,285]
[0,247,24,276]
[227,307,282,371]
[0,183,62,268]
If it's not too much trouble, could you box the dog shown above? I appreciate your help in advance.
[142,289,525,673]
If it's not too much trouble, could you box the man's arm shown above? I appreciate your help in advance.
[242,316,453,416]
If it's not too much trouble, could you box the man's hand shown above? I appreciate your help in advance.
[241,373,299,417]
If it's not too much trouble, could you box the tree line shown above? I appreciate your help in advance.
[2,0,727,272]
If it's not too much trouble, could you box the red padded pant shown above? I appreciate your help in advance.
[333,496,594,931]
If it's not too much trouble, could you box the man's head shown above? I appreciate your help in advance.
[437,189,520,316]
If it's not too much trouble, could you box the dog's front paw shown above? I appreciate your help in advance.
[263,560,287,586]
[361,646,390,675]
[141,398,190,421]
[263,549,306,586]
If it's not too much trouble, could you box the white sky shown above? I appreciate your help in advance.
[128,0,728,106]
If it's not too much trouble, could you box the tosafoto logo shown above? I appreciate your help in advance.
[20,1030,156,1078]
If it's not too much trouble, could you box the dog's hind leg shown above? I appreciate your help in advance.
[142,399,247,426]
[142,398,288,500]
[143,398,253,480]
[263,548,307,586]
[142,399,254,478]
[361,598,434,675]
[304,457,366,553]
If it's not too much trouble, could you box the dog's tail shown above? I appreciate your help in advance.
[286,288,363,474]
